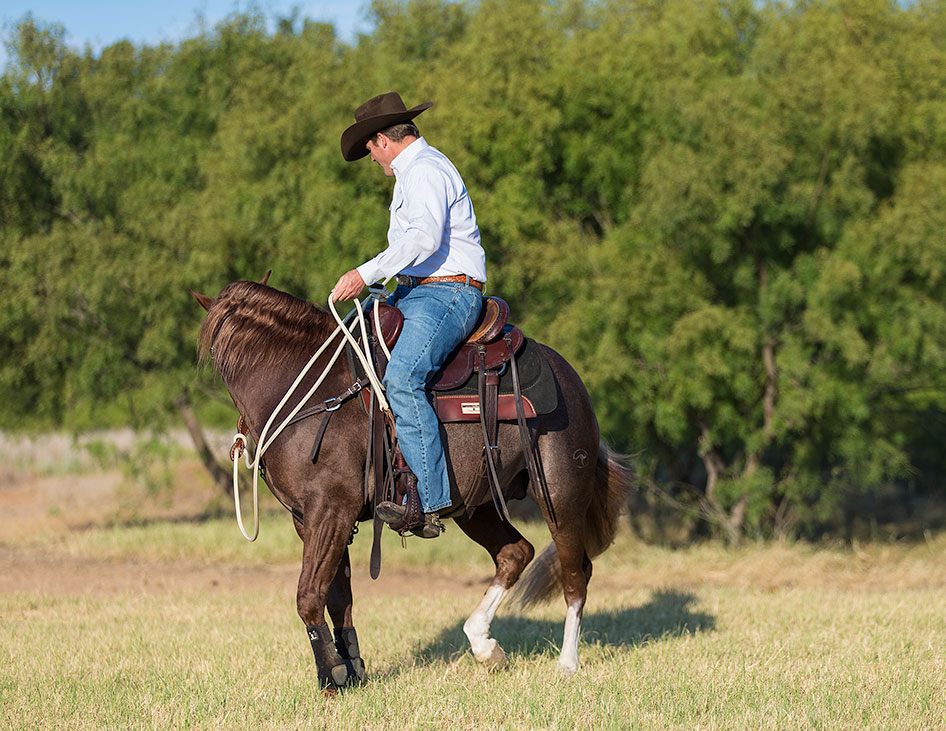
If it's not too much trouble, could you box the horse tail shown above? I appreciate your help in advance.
[512,443,634,609]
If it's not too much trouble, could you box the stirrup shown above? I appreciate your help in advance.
[410,513,445,539]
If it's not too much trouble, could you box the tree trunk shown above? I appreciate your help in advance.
[724,494,748,545]
[698,422,746,544]
[175,393,231,496]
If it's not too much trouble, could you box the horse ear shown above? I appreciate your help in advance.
[190,289,215,311]
[260,270,272,286]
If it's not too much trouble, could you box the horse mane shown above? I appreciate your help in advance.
[198,281,334,381]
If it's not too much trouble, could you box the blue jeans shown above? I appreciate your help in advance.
[383,282,483,512]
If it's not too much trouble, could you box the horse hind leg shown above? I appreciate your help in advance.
[465,584,507,667]
[532,446,597,675]
[556,544,592,675]
[454,505,534,668]
[550,442,633,675]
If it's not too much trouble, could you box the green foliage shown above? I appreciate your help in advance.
[2,0,945,538]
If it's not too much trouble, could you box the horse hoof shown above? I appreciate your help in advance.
[475,638,507,669]
[486,644,507,669]
[329,661,368,689]
[321,686,339,698]
[556,660,578,676]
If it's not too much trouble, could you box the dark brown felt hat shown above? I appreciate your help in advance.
[340,92,433,161]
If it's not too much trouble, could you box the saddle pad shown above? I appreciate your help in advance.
[433,337,558,422]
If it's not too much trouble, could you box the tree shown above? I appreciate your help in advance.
[554,0,946,539]
[2,1,945,538]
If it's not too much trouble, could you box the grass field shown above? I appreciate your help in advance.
[3,503,946,729]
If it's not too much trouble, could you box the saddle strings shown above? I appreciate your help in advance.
[229,281,392,541]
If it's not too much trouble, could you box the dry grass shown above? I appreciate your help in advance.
[2,570,944,729]
[594,530,946,592]
[2,441,946,728]
[3,514,946,728]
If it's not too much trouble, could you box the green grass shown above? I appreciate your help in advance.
[4,515,946,728]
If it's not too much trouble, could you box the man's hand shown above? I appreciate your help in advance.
[331,269,367,301]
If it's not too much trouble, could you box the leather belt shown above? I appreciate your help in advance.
[396,274,484,291]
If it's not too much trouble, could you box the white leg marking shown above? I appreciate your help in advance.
[463,583,508,667]
[557,601,583,675]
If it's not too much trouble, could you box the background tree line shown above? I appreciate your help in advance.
[2,0,945,541]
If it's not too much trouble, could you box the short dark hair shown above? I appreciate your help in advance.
[375,122,420,143]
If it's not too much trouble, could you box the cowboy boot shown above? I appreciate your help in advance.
[375,457,444,538]
[375,501,445,539]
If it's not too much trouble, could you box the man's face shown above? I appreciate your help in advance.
[366,135,396,177]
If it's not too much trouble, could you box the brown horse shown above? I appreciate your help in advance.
[192,279,632,690]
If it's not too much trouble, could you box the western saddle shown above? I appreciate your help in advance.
[355,296,550,578]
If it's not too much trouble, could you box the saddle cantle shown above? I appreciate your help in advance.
[464,296,509,344]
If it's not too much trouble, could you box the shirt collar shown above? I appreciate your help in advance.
[391,137,428,177]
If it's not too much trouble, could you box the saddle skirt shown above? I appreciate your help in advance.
[352,297,557,422]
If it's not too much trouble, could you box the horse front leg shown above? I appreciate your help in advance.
[295,511,360,693]
[326,546,366,685]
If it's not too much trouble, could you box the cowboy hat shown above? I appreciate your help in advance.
[340,92,433,161]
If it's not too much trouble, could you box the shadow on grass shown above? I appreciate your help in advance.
[413,588,716,666]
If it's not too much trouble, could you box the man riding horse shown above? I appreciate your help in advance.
[194,99,632,679]
[331,92,487,539]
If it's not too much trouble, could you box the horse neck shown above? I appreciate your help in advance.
[238,352,353,436]
[220,312,354,438]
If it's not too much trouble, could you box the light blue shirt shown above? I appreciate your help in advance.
[356,137,487,285]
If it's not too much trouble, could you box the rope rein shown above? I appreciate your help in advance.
[228,282,392,541]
